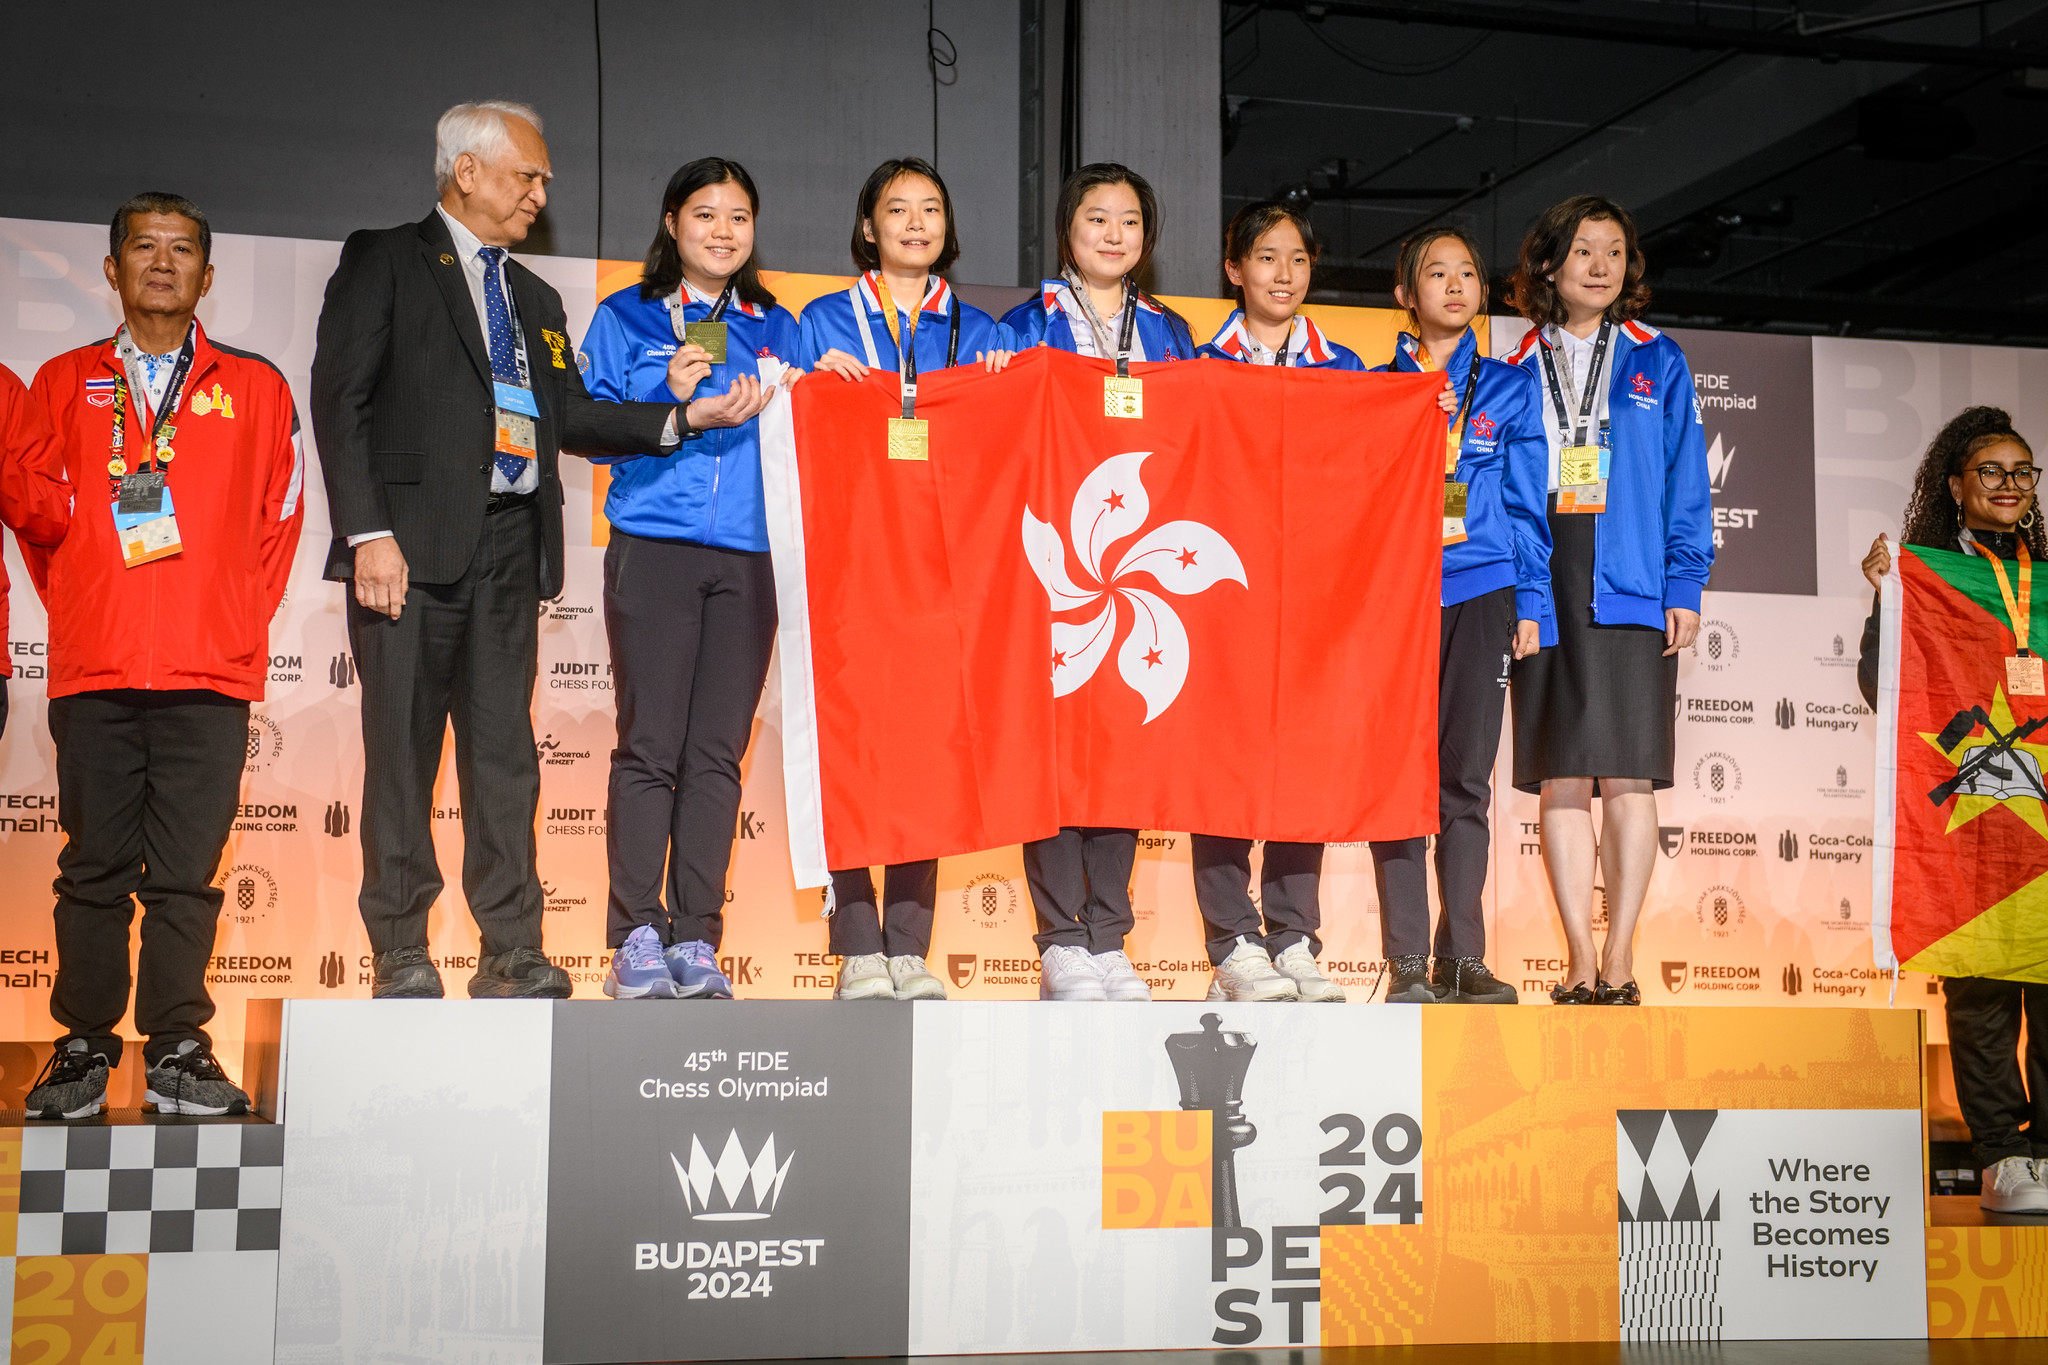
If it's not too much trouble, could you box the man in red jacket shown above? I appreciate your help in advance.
[0,363,71,737]
[23,192,304,1121]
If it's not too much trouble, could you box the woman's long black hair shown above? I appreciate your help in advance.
[640,157,776,309]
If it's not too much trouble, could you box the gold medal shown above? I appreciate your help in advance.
[157,447,175,463]
[683,320,729,364]
[108,458,127,477]
[1104,375,1143,420]
[887,417,930,461]
[1443,481,1469,519]
[1559,445,1601,489]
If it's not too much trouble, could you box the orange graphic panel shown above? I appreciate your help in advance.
[13,1255,149,1364]
[1320,1007,1921,1346]
[1927,1227,2048,1338]
[1102,1110,1211,1229]
[0,1129,19,1258]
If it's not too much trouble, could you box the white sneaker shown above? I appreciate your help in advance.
[835,953,896,1000]
[1981,1156,2048,1214]
[1208,937,1300,1002]
[1272,941,1346,1003]
[1094,949,1154,1002]
[889,954,947,1001]
[1039,944,1108,1001]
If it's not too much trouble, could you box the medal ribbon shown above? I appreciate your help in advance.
[669,280,734,343]
[1538,320,1613,449]
[1986,538,2035,656]
[108,326,196,493]
[864,275,957,420]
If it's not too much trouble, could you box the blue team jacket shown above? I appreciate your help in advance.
[1195,309,1364,370]
[795,272,1004,375]
[1380,329,1556,638]
[1508,320,1714,628]
[999,278,1196,360]
[577,284,801,552]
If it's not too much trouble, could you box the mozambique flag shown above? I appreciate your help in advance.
[1874,542,2048,982]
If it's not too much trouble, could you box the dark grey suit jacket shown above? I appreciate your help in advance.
[311,210,674,599]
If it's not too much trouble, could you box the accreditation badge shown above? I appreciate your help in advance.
[1558,444,1601,489]
[1443,480,1469,546]
[2009,654,2046,696]
[113,485,183,567]
[1558,479,1609,515]
[493,380,540,461]
[683,320,729,364]
[1445,431,1462,475]
[886,417,930,462]
[1104,375,1143,420]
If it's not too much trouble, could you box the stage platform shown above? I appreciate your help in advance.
[1,1001,2043,1362]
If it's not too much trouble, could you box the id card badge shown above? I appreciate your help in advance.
[887,417,930,462]
[1558,480,1609,515]
[683,320,729,364]
[2009,654,2046,696]
[493,381,540,461]
[1443,481,1469,545]
[118,471,167,516]
[1104,375,1143,420]
[1558,445,1601,489]
[113,484,183,567]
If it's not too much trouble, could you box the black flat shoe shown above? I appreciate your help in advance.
[1595,978,1641,1006]
[1550,981,1596,1005]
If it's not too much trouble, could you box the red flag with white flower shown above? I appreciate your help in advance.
[760,347,1443,883]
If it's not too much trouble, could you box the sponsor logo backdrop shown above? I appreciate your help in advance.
[5,217,2039,1051]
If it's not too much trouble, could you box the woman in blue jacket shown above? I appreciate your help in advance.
[1367,228,1553,1007]
[1000,162,1196,1003]
[796,156,1010,1002]
[579,157,801,1001]
[1190,201,1362,1006]
[1505,195,1713,1006]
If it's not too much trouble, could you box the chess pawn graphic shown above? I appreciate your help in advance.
[1165,1012,1257,1229]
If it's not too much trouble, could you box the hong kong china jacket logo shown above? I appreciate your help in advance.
[1022,451,1246,722]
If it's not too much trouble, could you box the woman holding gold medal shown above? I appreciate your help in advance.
[1000,162,1196,1003]
[579,157,801,1002]
[796,156,1012,1002]
[1505,195,1712,1007]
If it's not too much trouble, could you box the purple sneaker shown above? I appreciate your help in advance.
[606,925,679,1000]
[663,940,734,1000]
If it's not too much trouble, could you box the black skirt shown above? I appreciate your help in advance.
[1510,503,1678,794]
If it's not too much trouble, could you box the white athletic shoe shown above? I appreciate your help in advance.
[1206,937,1300,1002]
[1039,944,1108,1001]
[835,953,896,1001]
[888,954,947,1001]
[1981,1156,2048,1214]
[1272,941,1347,1003]
[1093,949,1154,1002]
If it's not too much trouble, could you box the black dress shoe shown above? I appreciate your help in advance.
[1550,980,1597,1005]
[469,946,572,999]
[1383,955,1442,1004]
[372,947,445,999]
[1432,957,1520,1004]
[1595,978,1642,1006]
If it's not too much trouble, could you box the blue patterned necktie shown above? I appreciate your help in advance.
[479,245,527,483]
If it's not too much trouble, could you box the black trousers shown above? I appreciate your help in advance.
[1370,587,1514,959]
[1945,975,2048,1169]
[349,500,543,958]
[828,861,939,957]
[603,532,776,949]
[49,690,246,1066]
[1189,836,1324,964]
[1025,827,1137,952]
[0,676,9,739]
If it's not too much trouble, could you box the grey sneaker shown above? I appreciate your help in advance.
[835,953,895,1000]
[26,1039,110,1120]
[144,1040,250,1117]
[888,954,947,1000]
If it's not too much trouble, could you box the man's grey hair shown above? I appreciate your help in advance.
[434,101,544,191]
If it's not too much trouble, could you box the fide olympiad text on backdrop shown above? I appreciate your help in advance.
[4,215,2047,1056]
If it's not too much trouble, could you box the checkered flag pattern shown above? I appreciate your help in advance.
[15,1122,284,1255]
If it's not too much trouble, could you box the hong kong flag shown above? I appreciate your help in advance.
[761,347,1444,883]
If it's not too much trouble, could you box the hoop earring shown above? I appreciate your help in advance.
[2024,502,2038,532]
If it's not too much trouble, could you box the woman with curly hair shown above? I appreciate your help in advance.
[1504,195,1714,1007]
[1859,406,2048,1214]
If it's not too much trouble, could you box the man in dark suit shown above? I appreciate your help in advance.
[312,101,706,998]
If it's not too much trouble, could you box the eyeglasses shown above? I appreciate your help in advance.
[1973,465,2040,491]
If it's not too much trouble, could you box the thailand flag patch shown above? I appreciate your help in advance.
[85,376,117,407]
